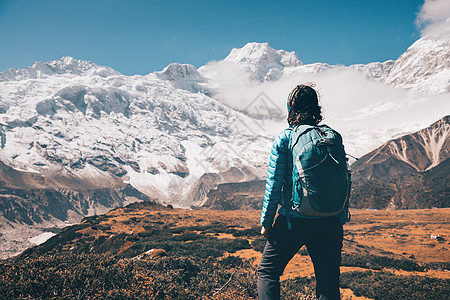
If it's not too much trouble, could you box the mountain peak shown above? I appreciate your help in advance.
[155,63,207,93]
[227,42,273,59]
[225,42,302,68]
[156,63,205,82]
[33,56,95,74]
[0,57,120,81]
[57,56,77,66]
[224,42,302,81]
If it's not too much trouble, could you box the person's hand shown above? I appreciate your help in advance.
[261,226,271,239]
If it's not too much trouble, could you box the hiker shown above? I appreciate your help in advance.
[257,84,350,300]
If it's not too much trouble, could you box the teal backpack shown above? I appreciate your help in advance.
[289,124,350,217]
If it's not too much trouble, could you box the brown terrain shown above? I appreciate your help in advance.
[2,201,448,299]
[96,206,450,267]
[65,204,450,298]
[226,208,450,299]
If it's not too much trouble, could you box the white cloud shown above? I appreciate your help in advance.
[417,0,450,39]
[200,60,450,156]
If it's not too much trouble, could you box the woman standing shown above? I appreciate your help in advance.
[257,84,350,300]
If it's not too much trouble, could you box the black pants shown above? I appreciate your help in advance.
[257,215,343,300]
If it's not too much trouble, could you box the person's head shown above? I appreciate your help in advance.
[287,84,322,126]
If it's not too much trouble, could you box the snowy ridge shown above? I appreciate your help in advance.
[384,38,450,93]
[282,62,334,76]
[156,63,205,82]
[0,62,273,207]
[349,115,449,210]
[223,42,302,81]
[0,56,120,81]
[212,38,450,94]
[349,60,395,83]
[155,63,208,93]
[416,125,449,170]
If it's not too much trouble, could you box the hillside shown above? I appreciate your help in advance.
[0,158,151,259]
[1,201,448,299]
[202,180,265,210]
[350,116,449,209]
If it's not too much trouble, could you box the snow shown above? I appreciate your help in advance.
[0,57,120,82]
[384,117,450,172]
[384,37,450,93]
[218,42,302,81]
[28,232,57,245]
[419,119,449,171]
[0,37,448,206]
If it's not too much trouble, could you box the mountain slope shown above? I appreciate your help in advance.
[202,179,265,210]
[0,57,273,258]
[384,38,450,93]
[350,116,450,209]
[0,57,272,207]
[0,159,151,259]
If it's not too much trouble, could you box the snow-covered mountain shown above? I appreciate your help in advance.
[0,36,449,258]
[1,38,449,206]
[0,57,272,207]
[155,63,208,93]
[384,38,450,93]
[348,61,395,83]
[0,56,120,81]
[0,56,274,258]
[221,42,302,81]
[383,116,449,172]
[198,37,449,157]
[202,37,449,94]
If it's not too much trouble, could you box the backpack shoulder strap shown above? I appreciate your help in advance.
[293,124,316,135]
[283,127,295,230]
[291,124,317,150]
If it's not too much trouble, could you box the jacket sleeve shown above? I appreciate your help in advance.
[260,130,290,228]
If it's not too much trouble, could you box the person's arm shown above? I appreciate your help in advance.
[261,226,270,238]
[260,130,290,232]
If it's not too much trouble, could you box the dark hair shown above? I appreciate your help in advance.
[287,84,322,126]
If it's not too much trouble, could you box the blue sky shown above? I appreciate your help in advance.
[0,0,424,75]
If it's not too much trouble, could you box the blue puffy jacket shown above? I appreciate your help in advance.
[260,128,350,228]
